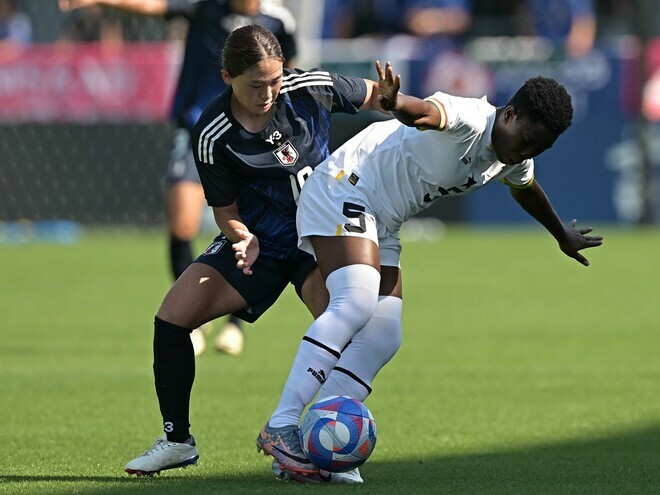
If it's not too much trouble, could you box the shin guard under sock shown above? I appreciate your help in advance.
[318,296,403,401]
[268,265,380,427]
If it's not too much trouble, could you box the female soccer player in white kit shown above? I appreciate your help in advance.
[257,61,603,482]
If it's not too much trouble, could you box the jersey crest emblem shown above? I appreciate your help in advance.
[273,141,299,166]
[203,240,227,255]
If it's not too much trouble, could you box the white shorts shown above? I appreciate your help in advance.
[297,171,402,267]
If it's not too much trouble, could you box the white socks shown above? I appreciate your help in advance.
[318,295,402,401]
[269,264,380,428]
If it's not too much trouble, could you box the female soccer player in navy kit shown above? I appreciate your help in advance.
[123,25,385,483]
[59,0,299,356]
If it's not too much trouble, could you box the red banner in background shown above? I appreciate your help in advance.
[0,42,181,123]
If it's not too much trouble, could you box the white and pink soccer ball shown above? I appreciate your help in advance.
[299,395,377,472]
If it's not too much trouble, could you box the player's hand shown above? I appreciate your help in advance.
[375,60,401,112]
[232,228,259,276]
[558,219,603,266]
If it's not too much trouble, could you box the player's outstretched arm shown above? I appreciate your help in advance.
[375,60,442,130]
[213,203,259,276]
[509,181,603,266]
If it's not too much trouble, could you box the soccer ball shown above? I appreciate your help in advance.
[299,395,377,472]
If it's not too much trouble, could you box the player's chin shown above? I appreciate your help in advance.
[499,155,517,165]
[256,102,273,113]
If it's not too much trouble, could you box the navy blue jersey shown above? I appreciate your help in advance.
[193,68,367,261]
[166,0,297,130]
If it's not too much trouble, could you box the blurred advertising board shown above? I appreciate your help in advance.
[0,43,180,122]
[1,37,655,224]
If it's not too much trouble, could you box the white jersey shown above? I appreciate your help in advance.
[314,91,534,232]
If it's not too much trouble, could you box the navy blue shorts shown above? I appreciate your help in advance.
[167,128,201,185]
[194,234,317,323]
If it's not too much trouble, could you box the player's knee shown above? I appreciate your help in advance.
[156,306,187,329]
[325,294,379,337]
[325,264,381,331]
[156,297,199,329]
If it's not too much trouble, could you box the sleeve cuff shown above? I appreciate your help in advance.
[423,97,448,131]
[501,177,535,189]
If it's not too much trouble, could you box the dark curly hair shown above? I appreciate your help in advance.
[507,76,573,136]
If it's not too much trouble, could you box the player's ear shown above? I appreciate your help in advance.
[221,68,232,86]
[503,105,516,124]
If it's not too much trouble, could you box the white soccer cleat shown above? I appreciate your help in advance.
[214,322,244,355]
[323,468,364,484]
[271,461,364,484]
[190,323,212,357]
[190,328,207,357]
[124,434,199,476]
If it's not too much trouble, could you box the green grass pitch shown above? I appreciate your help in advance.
[1,226,659,494]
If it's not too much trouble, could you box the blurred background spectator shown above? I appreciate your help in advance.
[322,0,471,47]
[514,0,596,58]
[402,0,472,40]
[319,0,474,101]
[58,5,123,43]
[0,0,31,44]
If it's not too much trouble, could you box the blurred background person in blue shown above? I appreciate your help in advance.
[321,0,472,99]
[400,0,472,42]
[322,0,471,46]
[515,0,596,58]
[0,0,32,44]
[59,0,297,357]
